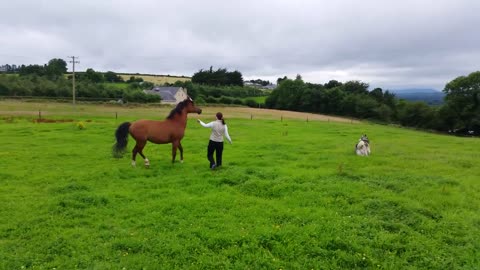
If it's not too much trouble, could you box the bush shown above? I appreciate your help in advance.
[232,98,243,105]
[244,99,258,108]
[219,96,233,104]
[195,96,206,105]
[205,96,217,104]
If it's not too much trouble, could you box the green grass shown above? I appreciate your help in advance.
[101,82,130,90]
[243,96,267,104]
[0,106,479,269]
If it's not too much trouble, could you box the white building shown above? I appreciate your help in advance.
[144,87,188,104]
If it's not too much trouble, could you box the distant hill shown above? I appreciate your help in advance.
[390,88,445,105]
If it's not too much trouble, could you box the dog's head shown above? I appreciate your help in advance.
[360,134,369,143]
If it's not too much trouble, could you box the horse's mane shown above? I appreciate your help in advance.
[166,99,190,119]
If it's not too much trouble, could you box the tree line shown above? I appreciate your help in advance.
[191,67,244,86]
[2,59,478,134]
[0,59,159,103]
[266,73,480,135]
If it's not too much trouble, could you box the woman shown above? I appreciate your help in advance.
[197,112,232,169]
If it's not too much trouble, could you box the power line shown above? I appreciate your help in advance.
[68,56,80,106]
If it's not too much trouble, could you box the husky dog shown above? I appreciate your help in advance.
[355,134,371,156]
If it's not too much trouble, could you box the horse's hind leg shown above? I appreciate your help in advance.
[138,142,150,167]
[171,140,179,164]
[138,149,150,167]
[132,140,148,167]
[131,146,138,167]
[178,142,184,163]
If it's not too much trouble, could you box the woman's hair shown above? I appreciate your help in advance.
[216,112,225,125]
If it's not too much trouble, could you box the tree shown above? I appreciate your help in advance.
[127,76,143,83]
[443,71,480,131]
[250,79,270,86]
[267,78,308,110]
[19,64,46,76]
[437,105,458,131]
[227,70,244,86]
[46,58,67,79]
[322,87,345,114]
[84,68,104,83]
[192,67,243,86]
[382,90,396,109]
[369,87,384,102]
[340,94,361,116]
[397,101,436,128]
[104,71,124,83]
[277,76,288,85]
[343,80,369,94]
[355,95,381,119]
[375,104,394,122]
[324,80,342,89]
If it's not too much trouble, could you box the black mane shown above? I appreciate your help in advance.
[166,99,190,119]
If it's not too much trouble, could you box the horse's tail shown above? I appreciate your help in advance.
[112,122,131,158]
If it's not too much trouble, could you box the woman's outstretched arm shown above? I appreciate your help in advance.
[197,119,213,128]
[224,125,232,144]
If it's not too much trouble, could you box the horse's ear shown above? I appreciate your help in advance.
[187,96,193,102]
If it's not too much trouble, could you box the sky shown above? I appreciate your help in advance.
[1,0,479,90]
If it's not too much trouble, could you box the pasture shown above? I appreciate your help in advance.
[0,101,479,269]
[118,74,190,85]
[242,96,268,105]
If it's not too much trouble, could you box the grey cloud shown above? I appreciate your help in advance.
[1,0,479,89]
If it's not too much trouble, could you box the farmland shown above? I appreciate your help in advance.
[118,74,190,85]
[0,100,479,269]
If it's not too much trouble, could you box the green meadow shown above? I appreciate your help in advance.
[0,102,479,269]
[242,96,267,104]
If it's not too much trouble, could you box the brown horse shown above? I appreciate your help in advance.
[112,98,202,167]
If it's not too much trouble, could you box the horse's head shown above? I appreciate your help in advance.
[184,97,202,114]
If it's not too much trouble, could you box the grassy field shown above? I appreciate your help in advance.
[118,74,190,85]
[100,82,130,90]
[0,101,479,269]
[243,96,268,104]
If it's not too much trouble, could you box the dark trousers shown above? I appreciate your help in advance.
[207,140,224,168]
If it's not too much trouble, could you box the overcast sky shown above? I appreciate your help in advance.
[1,0,479,90]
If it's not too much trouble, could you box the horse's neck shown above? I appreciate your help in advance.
[172,111,188,127]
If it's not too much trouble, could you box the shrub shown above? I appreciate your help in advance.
[219,96,233,104]
[76,122,86,130]
[232,98,243,105]
[244,99,258,108]
[205,96,217,104]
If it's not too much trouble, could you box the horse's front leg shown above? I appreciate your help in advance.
[171,141,179,164]
[178,142,184,163]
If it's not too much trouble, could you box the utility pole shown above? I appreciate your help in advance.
[68,56,80,106]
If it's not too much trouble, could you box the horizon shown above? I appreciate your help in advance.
[0,62,448,91]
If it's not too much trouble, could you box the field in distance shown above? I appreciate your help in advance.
[118,74,191,85]
[0,100,356,123]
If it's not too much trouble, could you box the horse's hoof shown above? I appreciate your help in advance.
[131,161,136,167]
[180,160,184,164]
